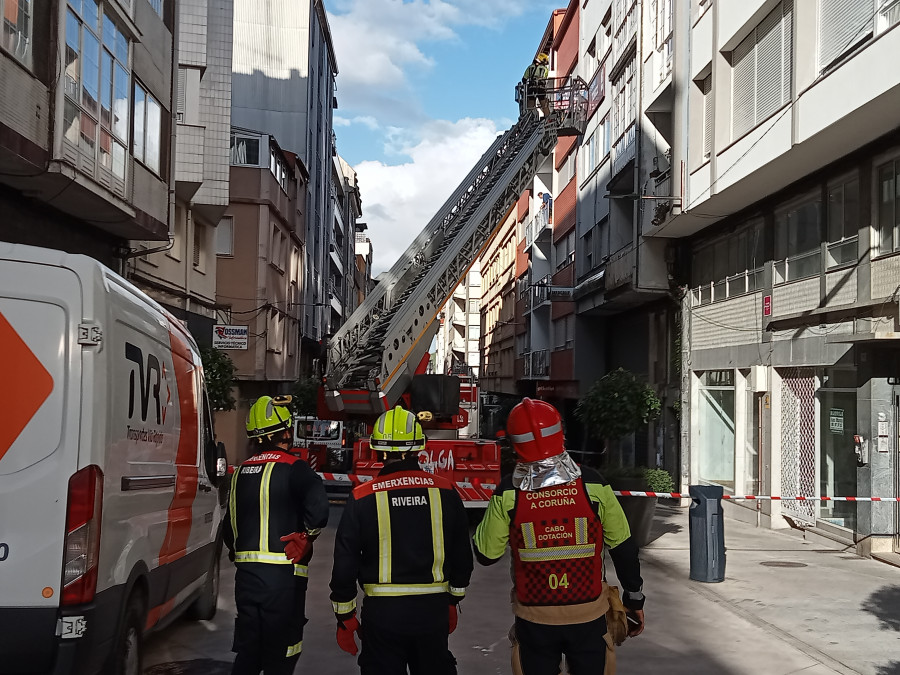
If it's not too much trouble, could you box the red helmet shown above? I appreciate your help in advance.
[506,398,564,462]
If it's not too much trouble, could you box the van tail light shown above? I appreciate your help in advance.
[61,465,103,606]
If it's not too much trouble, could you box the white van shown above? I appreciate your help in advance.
[0,243,227,675]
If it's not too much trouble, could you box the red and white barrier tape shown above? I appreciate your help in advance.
[615,491,900,502]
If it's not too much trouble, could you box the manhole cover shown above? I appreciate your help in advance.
[759,561,808,568]
[145,659,232,675]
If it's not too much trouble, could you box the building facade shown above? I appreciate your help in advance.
[1,0,176,269]
[214,128,307,461]
[329,154,363,330]
[659,0,900,554]
[129,0,234,344]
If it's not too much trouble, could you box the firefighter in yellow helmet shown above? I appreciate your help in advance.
[521,52,551,117]
[329,405,473,674]
[225,395,329,675]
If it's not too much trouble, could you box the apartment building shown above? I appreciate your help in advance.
[1,0,176,269]
[128,0,234,342]
[213,128,307,460]
[658,0,900,555]
[231,0,339,368]
[352,225,373,311]
[330,154,363,327]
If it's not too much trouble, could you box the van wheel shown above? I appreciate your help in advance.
[108,597,144,675]
[186,552,220,621]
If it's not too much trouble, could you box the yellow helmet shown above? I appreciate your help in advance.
[537,53,550,64]
[370,406,425,453]
[247,395,293,440]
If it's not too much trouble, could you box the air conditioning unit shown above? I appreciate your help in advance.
[749,365,768,392]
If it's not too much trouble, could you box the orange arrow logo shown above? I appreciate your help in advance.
[0,312,54,462]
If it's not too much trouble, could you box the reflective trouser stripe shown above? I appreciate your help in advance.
[363,582,450,596]
[449,586,466,598]
[286,640,303,657]
[259,463,275,552]
[294,565,308,577]
[229,468,240,540]
[575,517,588,545]
[234,552,308,576]
[521,522,536,549]
[332,599,357,614]
[428,488,444,583]
[375,491,392,583]
[518,544,596,561]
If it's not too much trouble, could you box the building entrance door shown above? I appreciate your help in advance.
[894,391,900,553]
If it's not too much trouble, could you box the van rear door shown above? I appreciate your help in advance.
[0,259,82,669]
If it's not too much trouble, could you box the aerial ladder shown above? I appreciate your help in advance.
[320,79,587,504]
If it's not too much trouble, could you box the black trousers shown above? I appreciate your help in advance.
[358,621,456,675]
[231,567,308,675]
[514,615,608,675]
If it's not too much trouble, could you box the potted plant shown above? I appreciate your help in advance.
[575,368,665,546]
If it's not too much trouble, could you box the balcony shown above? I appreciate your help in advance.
[612,0,638,67]
[175,123,206,200]
[527,274,552,312]
[523,349,550,378]
[605,245,635,292]
[525,208,552,251]
[611,122,636,178]
[329,245,344,275]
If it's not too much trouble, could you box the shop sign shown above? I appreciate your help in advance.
[536,381,579,399]
[212,324,249,350]
[829,408,843,434]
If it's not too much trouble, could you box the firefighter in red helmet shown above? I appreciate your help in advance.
[473,398,645,675]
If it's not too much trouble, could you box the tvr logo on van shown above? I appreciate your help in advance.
[125,342,170,425]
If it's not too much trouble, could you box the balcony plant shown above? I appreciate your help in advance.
[575,367,666,546]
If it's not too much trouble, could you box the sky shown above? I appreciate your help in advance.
[323,0,560,275]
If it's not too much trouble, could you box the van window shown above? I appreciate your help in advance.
[297,419,341,441]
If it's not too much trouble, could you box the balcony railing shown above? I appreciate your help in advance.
[611,122,636,177]
[523,349,550,378]
[528,274,551,311]
[612,1,638,65]
[525,208,552,250]
[656,34,673,84]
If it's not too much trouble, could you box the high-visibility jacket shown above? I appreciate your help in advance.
[329,457,473,631]
[224,448,329,578]
[524,62,549,81]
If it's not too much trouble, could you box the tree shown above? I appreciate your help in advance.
[200,346,237,411]
[290,378,320,417]
[575,367,661,445]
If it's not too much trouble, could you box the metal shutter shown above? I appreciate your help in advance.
[731,33,755,138]
[702,74,713,158]
[781,1,793,108]
[755,3,785,123]
[818,0,873,70]
[176,68,186,122]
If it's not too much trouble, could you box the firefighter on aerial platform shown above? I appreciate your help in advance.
[330,405,474,675]
[225,395,329,675]
[473,398,645,675]
[518,53,551,118]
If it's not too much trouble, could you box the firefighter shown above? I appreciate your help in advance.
[225,395,329,675]
[329,405,473,675]
[522,53,550,117]
[473,398,645,675]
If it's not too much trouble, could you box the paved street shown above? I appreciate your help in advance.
[144,504,900,675]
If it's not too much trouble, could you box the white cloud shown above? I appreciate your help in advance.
[354,117,502,275]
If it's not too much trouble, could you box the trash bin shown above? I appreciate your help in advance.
[688,484,726,582]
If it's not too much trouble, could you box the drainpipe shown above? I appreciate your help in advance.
[633,3,644,292]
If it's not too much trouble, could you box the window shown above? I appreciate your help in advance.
[611,57,636,142]
[698,74,713,159]
[775,195,822,282]
[826,176,859,267]
[877,0,900,34]
[583,132,596,176]
[731,1,792,139]
[216,216,234,256]
[147,0,162,17]
[231,134,260,166]
[64,1,129,181]
[692,220,763,303]
[467,325,479,340]
[876,159,900,255]
[468,299,479,314]
[698,370,735,491]
[2,0,32,66]
[133,80,161,174]
[193,222,203,270]
[818,0,874,70]
[556,231,575,271]
[601,115,611,157]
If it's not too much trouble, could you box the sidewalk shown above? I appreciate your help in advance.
[611,503,900,675]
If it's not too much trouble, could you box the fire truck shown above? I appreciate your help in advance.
[318,81,586,507]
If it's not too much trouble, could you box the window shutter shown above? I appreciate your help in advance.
[731,33,755,138]
[176,68,186,122]
[755,4,785,123]
[818,0,873,70]
[701,74,713,158]
[193,225,202,267]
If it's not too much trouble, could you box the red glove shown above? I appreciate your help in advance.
[336,615,360,655]
[280,532,311,563]
[448,604,458,634]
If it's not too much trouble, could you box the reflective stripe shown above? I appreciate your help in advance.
[286,640,303,657]
[229,468,240,541]
[363,582,449,596]
[376,414,387,435]
[540,422,562,437]
[405,410,415,434]
[259,463,275,552]
[518,543,596,562]
[449,586,467,597]
[575,517,588,545]
[306,528,322,537]
[428,488,444,583]
[375,491,392,583]
[294,565,309,577]
[509,431,535,443]
[235,551,294,564]
[509,422,562,444]
[332,599,357,615]
[521,522,536,549]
